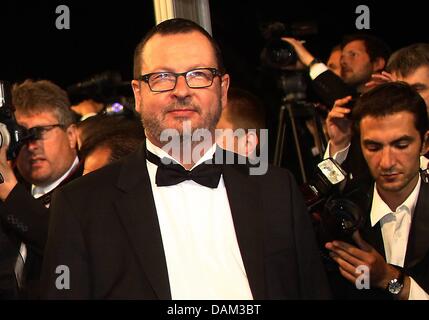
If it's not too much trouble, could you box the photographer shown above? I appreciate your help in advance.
[282,33,390,108]
[0,80,82,298]
[325,82,429,299]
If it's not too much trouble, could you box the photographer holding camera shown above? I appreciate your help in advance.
[282,34,390,105]
[325,82,429,299]
[0,80,82,298]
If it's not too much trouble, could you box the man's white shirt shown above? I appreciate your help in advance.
[370,177,429,299]
[145,139,253,300]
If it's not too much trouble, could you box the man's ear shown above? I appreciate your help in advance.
[131,80,142,114]
[220,74,230,111]
[66,124,78,149]
[372,57,386,73]
[244,131,259,156]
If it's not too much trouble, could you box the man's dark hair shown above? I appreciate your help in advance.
[224,87,266,131]
[341,33,391,63]
[352,82,429,141]
[133,18,225,79]
[386,43,429,77]
[79,115,145,162]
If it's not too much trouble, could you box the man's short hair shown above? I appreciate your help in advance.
[224,87,266,131]
[133,18,225,79]
[12,79,75,126]
[341,33,391,63]
[352,81,429,141]
[79,115,145,162]
[386,43,429,77]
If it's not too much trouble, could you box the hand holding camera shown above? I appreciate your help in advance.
[0,81,28,198]
[281,37,315,68]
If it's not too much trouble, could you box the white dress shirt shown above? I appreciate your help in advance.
[370,177,429,299]
[309,62,329,80]
[145,139,253,300]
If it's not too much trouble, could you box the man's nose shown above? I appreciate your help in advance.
[25,138,40,152]
[340,55,348,67]
[380,147,395,170]
[172,75,191,96]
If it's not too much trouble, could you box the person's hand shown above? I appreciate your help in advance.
[325,231,398,289]
[365,71,397,89]
[281,37,315,67]
[0,143,18,201]
[325,96,353,156]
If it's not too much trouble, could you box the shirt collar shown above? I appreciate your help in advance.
[145,138,217,170]
[370,175,421,227]
[420,155,429,170]
[31,156,80,198]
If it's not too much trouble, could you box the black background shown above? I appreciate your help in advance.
[1,0,427,89]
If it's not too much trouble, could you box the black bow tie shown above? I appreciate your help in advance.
[146,149,222,188]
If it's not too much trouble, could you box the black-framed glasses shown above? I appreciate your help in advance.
[27,124,65,140]
[138,67,223,92]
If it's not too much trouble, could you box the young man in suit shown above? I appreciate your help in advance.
[325,82,429,299]
[40,18,331,300]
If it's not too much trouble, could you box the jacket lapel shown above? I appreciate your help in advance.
[405,181,429,268]
[221,152,265,299]
[114,144,171,299]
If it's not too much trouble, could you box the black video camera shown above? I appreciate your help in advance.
[301,158,366,243]
[260,21,318,69]
[0,81,35,160]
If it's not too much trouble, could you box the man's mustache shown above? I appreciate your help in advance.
[164,101,201,114]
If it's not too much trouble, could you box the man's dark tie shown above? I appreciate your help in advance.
[146,149,222,188]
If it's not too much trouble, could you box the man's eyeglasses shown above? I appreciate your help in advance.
[138,67,223,92]
[27,124,65,140]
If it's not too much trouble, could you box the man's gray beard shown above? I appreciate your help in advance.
[141,103,222,147]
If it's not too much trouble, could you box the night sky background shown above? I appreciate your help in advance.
[1,1,427,88]
[1,0,427,179]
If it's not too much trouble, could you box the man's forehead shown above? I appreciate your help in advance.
[360,112,419,138]
[141,31,216,71]
[343,40,366,51]
[15,109,59,123]
[395,65,429,84]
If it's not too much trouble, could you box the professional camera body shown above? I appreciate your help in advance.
[260,20,318,69]
[301,158,367,243]
[0,80,35,160]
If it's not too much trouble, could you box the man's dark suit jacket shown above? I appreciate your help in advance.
[329,178,429,299]
[0,162,83,299]
[311,69,355,109]
[40,144,331,299]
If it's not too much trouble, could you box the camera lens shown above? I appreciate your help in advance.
[267,39,297,67]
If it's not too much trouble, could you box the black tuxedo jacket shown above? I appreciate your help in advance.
[0,161,83,299]
[41,144,331,299]
[330,179,429,299]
